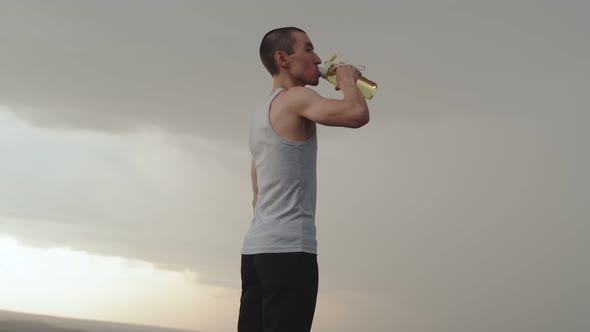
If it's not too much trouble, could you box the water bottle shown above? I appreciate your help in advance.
[318,54,378,100]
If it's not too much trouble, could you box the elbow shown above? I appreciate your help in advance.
[350,109,370,128]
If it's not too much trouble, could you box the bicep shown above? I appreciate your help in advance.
[293,88,366,128]
[301,98,361,127]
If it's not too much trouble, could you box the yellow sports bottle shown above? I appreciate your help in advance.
[318,54,378,100]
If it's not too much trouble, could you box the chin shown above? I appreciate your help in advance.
[308,78,320,86]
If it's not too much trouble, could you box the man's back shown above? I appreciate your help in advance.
[241,88,318,255]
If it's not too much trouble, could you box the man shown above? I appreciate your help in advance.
[238,27,370,332]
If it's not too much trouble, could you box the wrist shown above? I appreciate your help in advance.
[338,79,357,89]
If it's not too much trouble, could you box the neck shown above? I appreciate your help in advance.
[271,73,305,92]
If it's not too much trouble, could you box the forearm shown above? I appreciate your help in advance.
[340,80,368,110]
[340,79,369,124]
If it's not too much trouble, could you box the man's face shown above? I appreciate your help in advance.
[287,32,322,86]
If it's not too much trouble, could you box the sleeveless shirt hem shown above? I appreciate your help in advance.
[241,246,317,255]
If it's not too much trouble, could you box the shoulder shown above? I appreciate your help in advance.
[282,87,323,114]
[285,86,321,100]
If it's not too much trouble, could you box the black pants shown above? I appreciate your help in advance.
[238,252,319,332]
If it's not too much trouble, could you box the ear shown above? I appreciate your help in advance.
[274,51,290,69]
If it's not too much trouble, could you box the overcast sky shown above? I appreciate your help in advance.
[1,1,589,332]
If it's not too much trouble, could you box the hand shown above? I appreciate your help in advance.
[335,65,362,90]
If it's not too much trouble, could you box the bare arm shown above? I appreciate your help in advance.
[290,65,370,128]
[251,158,258,213]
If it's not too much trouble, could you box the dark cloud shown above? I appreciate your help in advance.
[0,1,266,142]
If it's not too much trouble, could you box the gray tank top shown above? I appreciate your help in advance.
[241,88,318,254]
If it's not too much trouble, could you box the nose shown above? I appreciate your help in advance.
[313,53,322,65]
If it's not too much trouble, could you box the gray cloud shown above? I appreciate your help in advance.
[0,123,249,287]
[0,1,269,141]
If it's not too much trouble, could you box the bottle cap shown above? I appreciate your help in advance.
[318,54,338,78]
[318,62,332,78]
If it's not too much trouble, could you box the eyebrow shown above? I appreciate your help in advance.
[305,42,314,49]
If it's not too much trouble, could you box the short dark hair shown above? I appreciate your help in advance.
[259,27,306,75]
